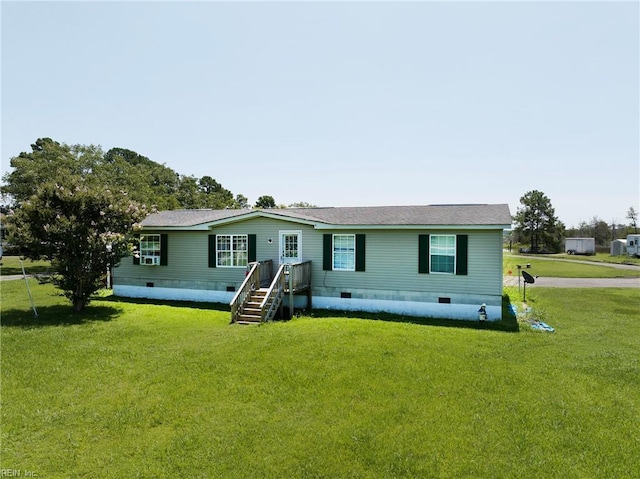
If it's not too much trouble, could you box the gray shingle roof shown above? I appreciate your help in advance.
[141,204,512,228]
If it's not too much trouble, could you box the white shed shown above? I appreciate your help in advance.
[610,239,627,256]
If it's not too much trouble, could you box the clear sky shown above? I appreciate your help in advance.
[2,1,638,228]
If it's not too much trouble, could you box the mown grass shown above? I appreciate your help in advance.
[550,252,640,265]
[504,254,640,278]
[2,279,639,478]
[0,255,53,276]
[0,280,640,478]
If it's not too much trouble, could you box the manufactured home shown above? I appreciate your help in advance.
[113,204,512,322]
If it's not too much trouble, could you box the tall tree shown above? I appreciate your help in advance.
[7,181,147,312]
[2,138,239,212]
[1,138,103,205]
[102,147,181,210]
[255,195,276,209]
[590,216,611,246]
[514,190,565,252]
[627,206,638,233]
[197,175,235,208]
[233,194,249,209]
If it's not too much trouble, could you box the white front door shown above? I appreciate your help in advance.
[279,230,302,264]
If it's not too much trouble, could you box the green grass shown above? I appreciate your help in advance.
[504,253,640,278]
[550,252,640,265]
[0,255,53,276]
[2,280,639,478]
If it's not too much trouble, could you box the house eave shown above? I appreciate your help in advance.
[140,210,320,231]
[141,222,512,232]
[312,223,513,231]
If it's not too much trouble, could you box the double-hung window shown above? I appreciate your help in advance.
[140,234,161,265]
[217,234,248,267]
[333,234,356,271]
[430,235,456,274]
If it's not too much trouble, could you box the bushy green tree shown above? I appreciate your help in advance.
[514,190,565,253]
[7,182,148,312]
[1,138,103,204]
[255,195,276,209]
[2,138,241,212]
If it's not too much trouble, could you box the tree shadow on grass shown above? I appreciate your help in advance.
[292,293,520,333]
[0,304,122,328]
[101,295,231,312]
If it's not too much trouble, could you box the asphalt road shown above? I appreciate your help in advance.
[504,255,640,288]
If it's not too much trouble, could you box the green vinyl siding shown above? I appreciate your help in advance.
[115,219,503,299]
[312,229,502,297]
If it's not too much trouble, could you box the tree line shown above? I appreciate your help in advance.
[1,138,248,211]
[1,138,637,312]
[511,190,638,253]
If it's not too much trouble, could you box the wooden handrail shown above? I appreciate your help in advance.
[257,259,274,287]
[230,262,260,323]
[287,260,312,291]
[260,264,286,322]
[230,260,312,324]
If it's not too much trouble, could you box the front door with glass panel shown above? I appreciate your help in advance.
[280,231,302,264]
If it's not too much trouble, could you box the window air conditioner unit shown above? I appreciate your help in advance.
[142,256,160,266]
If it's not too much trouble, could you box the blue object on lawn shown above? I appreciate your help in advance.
[531,321,554,332]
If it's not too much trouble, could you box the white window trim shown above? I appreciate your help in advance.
[333,234,356,272]
[429,234,456,275]
[216,234,248,268]
[140,234,161,266]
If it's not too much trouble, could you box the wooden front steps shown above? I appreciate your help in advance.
[230,260,311,324]
[236,288,268,325]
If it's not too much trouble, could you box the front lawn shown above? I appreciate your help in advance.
[1,280,639,478]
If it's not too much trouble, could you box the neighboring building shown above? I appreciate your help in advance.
[627,234,640,258]
[610,239,627,256]
[113,204,512,321]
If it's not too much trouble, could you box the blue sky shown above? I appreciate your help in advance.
[2,1,638,228]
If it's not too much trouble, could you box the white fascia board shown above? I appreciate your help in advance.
[312,223,513,231]
[203,211,318,228]
[144,211,319,230]
[141,225,211,231]
[253,210,319,226]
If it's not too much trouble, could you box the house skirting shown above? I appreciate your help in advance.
[113,285,502,321]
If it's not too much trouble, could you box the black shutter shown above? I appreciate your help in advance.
[160,234,168,266]
[248,234,257,263]
[418,235,430,274]
[133,234,140,266]
[208,235,216,268]
[323,234,332,271]
[456,234,468,275]
[355,234,366,272]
